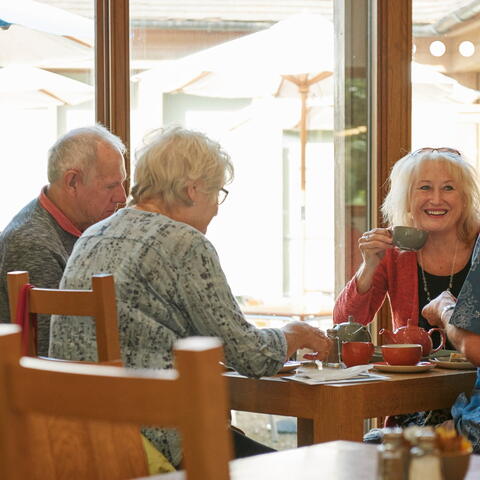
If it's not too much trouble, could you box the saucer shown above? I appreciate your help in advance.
[280,361,302,373]
[373,361,435,373]
[431,359,476,370]
[280,360,318,373]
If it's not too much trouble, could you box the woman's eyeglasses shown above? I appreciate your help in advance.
[411,147,461,156]
[217,188,229,205]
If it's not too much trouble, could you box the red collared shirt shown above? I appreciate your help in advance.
[38,187,82,238]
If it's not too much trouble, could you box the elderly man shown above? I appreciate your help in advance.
[423,237,480,453]
[0,124,127,355]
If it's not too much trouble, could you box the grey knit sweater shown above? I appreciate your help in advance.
[0,198,77,355]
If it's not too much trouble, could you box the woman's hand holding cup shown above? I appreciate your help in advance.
[358,228,394,268]
[355,228,393,294]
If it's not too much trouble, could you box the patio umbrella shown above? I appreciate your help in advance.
[0,65,93,108]
[412,62,480,104]
[224,62,480,132]
[0,0,93,67]
[135,14,334,193]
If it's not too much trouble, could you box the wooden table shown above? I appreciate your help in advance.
[227,368,477,446]
[154,440,480,480]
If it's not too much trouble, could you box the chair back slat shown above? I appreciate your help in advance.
[92,274,122,362]
[7,270,28,325]
[175,337,234,479]
[7,271,121,362]
[30,290,97,315]
[9,360,181,425]
[0,327,232,480]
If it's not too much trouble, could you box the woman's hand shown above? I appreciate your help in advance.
[281,321,332,361]
[422,290,457,328]
[358,228,393,268]
[355,228,393,294]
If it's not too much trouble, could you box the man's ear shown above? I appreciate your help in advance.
[63,169,82,194]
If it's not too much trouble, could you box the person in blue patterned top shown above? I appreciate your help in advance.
[423,235,480,452]
[49,125,332,467]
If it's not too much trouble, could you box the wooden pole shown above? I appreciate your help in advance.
[299,84,308,192]
[282,72,333,194]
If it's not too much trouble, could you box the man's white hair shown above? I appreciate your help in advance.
[47,124,126,184]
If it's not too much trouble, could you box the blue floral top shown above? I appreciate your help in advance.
[449,236,480,452]
[49,207,287,465]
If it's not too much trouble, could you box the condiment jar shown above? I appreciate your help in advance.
[377,427,408,480]
[408,430,443,480]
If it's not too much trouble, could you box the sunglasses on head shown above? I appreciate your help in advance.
[411,147,461,156]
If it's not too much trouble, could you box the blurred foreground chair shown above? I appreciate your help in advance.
[7,270,121,361]
[8,271,176,474]
[0,324,232,480]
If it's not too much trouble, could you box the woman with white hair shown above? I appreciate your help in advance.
[49,125,331,467]
[334,147,480,340]
[335,147,480,435]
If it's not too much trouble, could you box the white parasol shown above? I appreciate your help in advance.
[0,65,93,108]
[135,14,334,193]
[0,0,93,67]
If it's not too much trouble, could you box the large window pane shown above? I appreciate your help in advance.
[0,0,95,229]
[412,0,480,165]
[334,0,370,289]
[129,2,370,326]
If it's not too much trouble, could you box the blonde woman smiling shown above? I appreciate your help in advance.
[334,147,480,344]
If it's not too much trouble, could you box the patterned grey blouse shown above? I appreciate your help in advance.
[449,235,480,453]
[449,236,480,333]
[49,207,287,466]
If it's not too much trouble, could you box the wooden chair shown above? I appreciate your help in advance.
[7,270,121,361]
[0,324,232,480]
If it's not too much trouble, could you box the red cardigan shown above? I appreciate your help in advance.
[333,248,419,330]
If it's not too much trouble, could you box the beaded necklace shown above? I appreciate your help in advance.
[418,240,458,302]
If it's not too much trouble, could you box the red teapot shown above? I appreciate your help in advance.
[379,319,446,357]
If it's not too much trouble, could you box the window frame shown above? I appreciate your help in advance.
[100,1,413,336]
[96,0,131,190]
[371,0,412,335]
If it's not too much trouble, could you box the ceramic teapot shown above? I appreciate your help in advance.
[379,319,446,357]
[327,315,371,364]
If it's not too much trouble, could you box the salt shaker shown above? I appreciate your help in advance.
[408,430,443,480]
[377,427,408,480]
